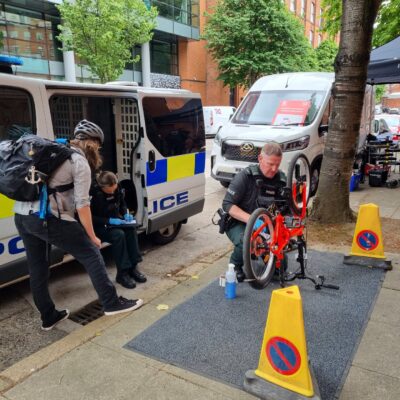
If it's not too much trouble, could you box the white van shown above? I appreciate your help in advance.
[211,72,373,192]
[203,106,236,137]
[0,74,206,287]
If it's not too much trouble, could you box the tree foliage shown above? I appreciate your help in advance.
[315,40,338,72]
[373,0,400,47]
[203,0,317,88]
[0,31,4,50]
[321,0,399,47]
[57,0,157,83]
[375,85,386,103]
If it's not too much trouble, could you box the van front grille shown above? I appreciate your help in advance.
[222,143,260,163]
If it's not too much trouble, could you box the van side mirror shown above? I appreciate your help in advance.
[318,124,328,137]
[373,120,379,134]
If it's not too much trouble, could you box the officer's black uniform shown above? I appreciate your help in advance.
[90,184,143,286]
[222,165,286,270]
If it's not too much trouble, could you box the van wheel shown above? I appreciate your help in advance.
[150,223,182,245]
[310,161,321,196]
[220,181,230,188]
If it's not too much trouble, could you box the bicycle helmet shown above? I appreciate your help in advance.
[73,119,104,144]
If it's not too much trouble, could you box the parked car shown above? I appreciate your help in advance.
[388,108,400,114]
[374,115,399,145]
[375,114,400,140]
[203,106,236,138]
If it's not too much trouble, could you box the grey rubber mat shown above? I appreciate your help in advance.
[125,250,384,400]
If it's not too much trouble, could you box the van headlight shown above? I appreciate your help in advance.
[281,136,310,152]
[214,130,222,146]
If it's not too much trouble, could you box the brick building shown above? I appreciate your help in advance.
[1,0,331,106]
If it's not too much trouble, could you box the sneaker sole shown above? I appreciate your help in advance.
[41,309,70,331]
[104,299,144,316]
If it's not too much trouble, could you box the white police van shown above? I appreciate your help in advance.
[0,74,206,287]
[211,72,373,193]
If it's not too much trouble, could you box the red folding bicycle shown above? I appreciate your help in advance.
[242,154,339,291]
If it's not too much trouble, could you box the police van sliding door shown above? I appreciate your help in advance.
[140,95,206,234]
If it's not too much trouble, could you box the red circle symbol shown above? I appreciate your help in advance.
[356,230,379,251]
[266,337,301,375]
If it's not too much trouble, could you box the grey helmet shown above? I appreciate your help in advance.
[73,119,104,144]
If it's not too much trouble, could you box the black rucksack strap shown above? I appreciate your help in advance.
[47,182,74,195]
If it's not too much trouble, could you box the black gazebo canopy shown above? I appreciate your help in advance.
[367,36,400,84]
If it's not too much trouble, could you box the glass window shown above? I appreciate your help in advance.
[1,6,62,62]
[150,33,178,75]
[309,30,314,44]
[311,2,315,23]
[301,0,306,17]
[232,90,325,126]
[143,97,205,156]
[290,0,296,12]
[152,0,199,27]
[0,87,35,142]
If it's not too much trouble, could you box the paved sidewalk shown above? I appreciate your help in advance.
[0,185,399,400]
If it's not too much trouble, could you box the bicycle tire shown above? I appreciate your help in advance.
[243,208,276,289]
[287,154,311,216]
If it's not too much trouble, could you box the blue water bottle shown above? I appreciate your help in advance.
[225,263,237,299]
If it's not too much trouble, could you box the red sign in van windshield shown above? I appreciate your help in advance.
[272,100,311,125]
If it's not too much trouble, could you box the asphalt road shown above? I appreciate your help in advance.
[0,139,226,372]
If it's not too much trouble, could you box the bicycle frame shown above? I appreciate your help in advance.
[251,179,307,268]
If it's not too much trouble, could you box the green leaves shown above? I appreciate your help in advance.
[203,0,317,88]
[315,40,338,72]
[373,0,400,47]
[321,0,400,48]
[57,0,157,83]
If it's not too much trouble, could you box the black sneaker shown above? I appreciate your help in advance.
[104,297,143,316]
[234,265,245,282]
[41,309,70,331]
[116,272,136,289]
[129,268,147,283]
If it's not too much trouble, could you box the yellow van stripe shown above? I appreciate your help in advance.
[0,195,15,219]
[167,153,195,182]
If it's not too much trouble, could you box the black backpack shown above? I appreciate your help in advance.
[0,134,75,201]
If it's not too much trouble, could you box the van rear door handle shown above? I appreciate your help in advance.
[148,150,156,172]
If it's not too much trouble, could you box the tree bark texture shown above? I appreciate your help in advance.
[311,0,381,223]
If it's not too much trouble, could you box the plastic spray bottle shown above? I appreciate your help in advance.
[225,263,237,299]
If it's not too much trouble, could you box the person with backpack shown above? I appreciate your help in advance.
[90,171,147,289]
[12,120,143,331]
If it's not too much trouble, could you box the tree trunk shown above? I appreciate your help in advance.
[310,0,381,223]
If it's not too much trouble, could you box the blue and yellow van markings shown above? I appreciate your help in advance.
[0,195,14,219]
[146,152,205,187]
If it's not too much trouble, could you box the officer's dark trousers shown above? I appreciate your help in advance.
[15,214,118,322]
[95,226,142,275]
[225,222,246,267]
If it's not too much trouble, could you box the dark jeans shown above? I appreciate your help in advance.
[95,226,142,275]
[15,214,118,322]
[225,222,246,267]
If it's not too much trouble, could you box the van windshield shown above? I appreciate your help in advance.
[232,90,325,126]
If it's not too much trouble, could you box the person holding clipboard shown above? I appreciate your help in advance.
[91,171,146,289]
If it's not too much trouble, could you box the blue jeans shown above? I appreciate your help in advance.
[15,214,118,322]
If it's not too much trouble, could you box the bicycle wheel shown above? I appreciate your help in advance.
[243,208,275,289]
[287,154,311,216]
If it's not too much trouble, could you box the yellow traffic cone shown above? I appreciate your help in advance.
[244,285,321,400]
[344,203,392,270]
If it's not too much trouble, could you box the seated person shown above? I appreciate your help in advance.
[90,171,146,289]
